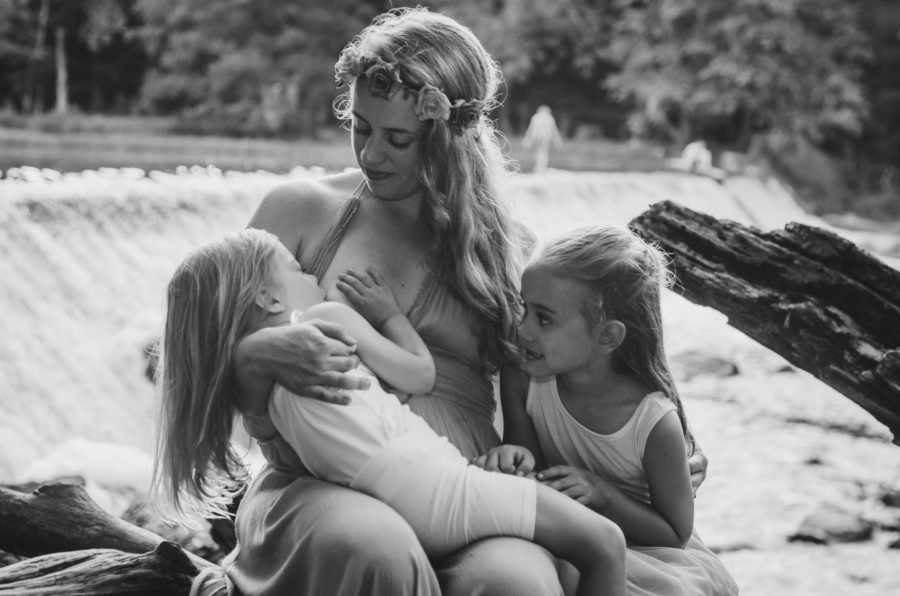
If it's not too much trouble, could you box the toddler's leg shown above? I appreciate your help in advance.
[533,483,626,596]
[436,537,563,596]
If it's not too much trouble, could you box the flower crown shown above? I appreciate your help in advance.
[334,48,484,134]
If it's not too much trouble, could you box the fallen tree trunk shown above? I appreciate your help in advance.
[0,483,214,594]
[630,200,900,444]
[0,542,199,595]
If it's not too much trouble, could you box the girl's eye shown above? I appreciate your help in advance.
[537,314,550,327]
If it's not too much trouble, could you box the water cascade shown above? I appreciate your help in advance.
[0,167,831,480]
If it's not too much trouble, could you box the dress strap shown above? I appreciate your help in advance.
[304,182,365,278]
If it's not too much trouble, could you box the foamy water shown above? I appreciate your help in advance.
[0,166,871,480]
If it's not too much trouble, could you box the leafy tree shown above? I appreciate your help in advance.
[136,0,382,136]
[429,0,620,135]
[603,0,871,151]
[0,0,141,115]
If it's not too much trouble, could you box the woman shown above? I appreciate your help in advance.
[224,8,705,596]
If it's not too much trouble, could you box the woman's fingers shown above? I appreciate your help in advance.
[688,450,709,496]
[302,385,352,405]
[312,370,371,391]
[322,354,360,372]
[308,319,357,350]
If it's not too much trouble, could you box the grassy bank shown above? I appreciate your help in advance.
[0,124,667,175]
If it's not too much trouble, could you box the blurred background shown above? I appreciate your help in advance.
[0,0,899,218]
[2,2,900,594]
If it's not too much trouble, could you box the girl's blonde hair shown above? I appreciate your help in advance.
[153,228,281,516]
[532,225,694,451]
[334,7,524,370]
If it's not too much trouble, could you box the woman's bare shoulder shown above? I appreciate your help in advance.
[252,171,362,224]
[248,170,363,251]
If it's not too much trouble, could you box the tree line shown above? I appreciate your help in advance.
[1,0,898,214]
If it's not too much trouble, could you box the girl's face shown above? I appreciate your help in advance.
[269,244,325,312]
[517,265,601,379]
[351,82,425,202]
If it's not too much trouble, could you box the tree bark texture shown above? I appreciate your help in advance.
[0,542,198,595]
[0,483,214,594]
[629,200,900,443]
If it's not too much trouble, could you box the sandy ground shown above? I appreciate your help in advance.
[663,294,900,596]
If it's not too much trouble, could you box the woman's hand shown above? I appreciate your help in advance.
[537,465,614,509]
[234,319,371,414]
[337,268,402,329]
[471,444,535,476]
[688,448,709,497]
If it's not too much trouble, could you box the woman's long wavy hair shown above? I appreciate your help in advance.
[333,7,524,371]
[153,229,280,517]
[532,226,695,453]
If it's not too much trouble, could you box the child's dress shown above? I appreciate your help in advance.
[526,376,739,596]
[267,364,537,558]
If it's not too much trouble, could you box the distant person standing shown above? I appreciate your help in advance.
[523,105,563,173]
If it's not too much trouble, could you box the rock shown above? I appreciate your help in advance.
[880,486,900,508]
[788,505,875,544]
[862,508,900,532]
[670,349,740,382]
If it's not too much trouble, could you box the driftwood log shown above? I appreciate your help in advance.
[630,200,900,444]
[0,483,214,594]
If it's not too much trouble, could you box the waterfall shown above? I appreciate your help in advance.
[0,166,819,480]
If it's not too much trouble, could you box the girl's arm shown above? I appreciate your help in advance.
[298,302,435,397]
[499,365,545,468]
[539,411,693,547]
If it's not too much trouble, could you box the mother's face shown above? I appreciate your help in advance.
[350,81,425,202]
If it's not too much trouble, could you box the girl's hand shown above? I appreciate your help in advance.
[537,465,613,509]
[471,444,535,476]
[337,268,402,328]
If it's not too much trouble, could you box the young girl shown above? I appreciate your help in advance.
[153,228,626,596]
[479,225,738,595]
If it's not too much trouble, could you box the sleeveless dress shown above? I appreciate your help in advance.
[304,191,500,459]
[527,377,740,596]
[223,189,555,596]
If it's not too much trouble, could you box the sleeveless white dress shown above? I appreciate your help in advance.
[527,376,739,596]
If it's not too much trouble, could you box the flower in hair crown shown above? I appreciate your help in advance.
[416,85,451,122]
[335,48,482,133]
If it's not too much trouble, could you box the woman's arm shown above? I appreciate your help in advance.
[299,302,435,396]
[234,320,369,416]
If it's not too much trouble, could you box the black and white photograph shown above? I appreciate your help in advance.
[1,1,898,595]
